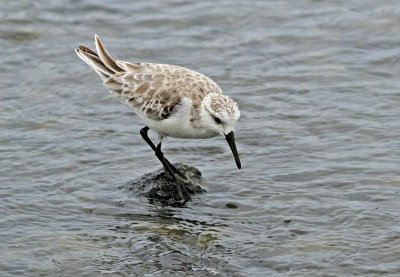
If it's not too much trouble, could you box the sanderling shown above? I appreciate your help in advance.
[75,35,241,201]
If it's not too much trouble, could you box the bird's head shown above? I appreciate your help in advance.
[201,93,241,169]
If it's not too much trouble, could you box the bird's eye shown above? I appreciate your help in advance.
[213,116,222,124]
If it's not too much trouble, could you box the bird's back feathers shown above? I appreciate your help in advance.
[75,35,222,121]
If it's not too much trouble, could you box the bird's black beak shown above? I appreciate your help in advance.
[225,131,241,169]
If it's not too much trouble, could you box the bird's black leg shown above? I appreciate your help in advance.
[139,127,171,174]
[155,143,192,201]
[140,126,156,151]
[140,126,191,201]
[139,126,178,178]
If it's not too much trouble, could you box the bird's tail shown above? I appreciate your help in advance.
[75,35,124,80]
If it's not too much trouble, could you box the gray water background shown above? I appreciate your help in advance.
[1,0,400,276]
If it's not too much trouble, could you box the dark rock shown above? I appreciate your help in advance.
[226,203,238,209]
[120,163,207,202]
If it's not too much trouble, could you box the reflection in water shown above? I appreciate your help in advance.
[102,203,228,274]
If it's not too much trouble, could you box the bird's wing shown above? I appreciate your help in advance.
[104,63,184,120]
[76,35,222,120]
[104,62,222,120]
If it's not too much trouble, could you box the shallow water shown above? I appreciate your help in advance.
[1,0,400,276]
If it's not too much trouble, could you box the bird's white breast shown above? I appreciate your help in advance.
[141,97,219,139]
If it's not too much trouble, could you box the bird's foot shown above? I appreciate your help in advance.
[162,165,175,180]
[155,145,193,201]
[162,165,193,201]
[175,180,192,201]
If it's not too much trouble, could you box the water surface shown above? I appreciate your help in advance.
[1,0,400,276]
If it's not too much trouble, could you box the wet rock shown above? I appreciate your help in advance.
[120,163,207,202]
[226,203,238,209]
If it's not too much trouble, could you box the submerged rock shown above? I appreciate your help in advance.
[120,163,207,202]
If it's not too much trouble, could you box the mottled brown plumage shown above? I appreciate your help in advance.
[76,37,222,123]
